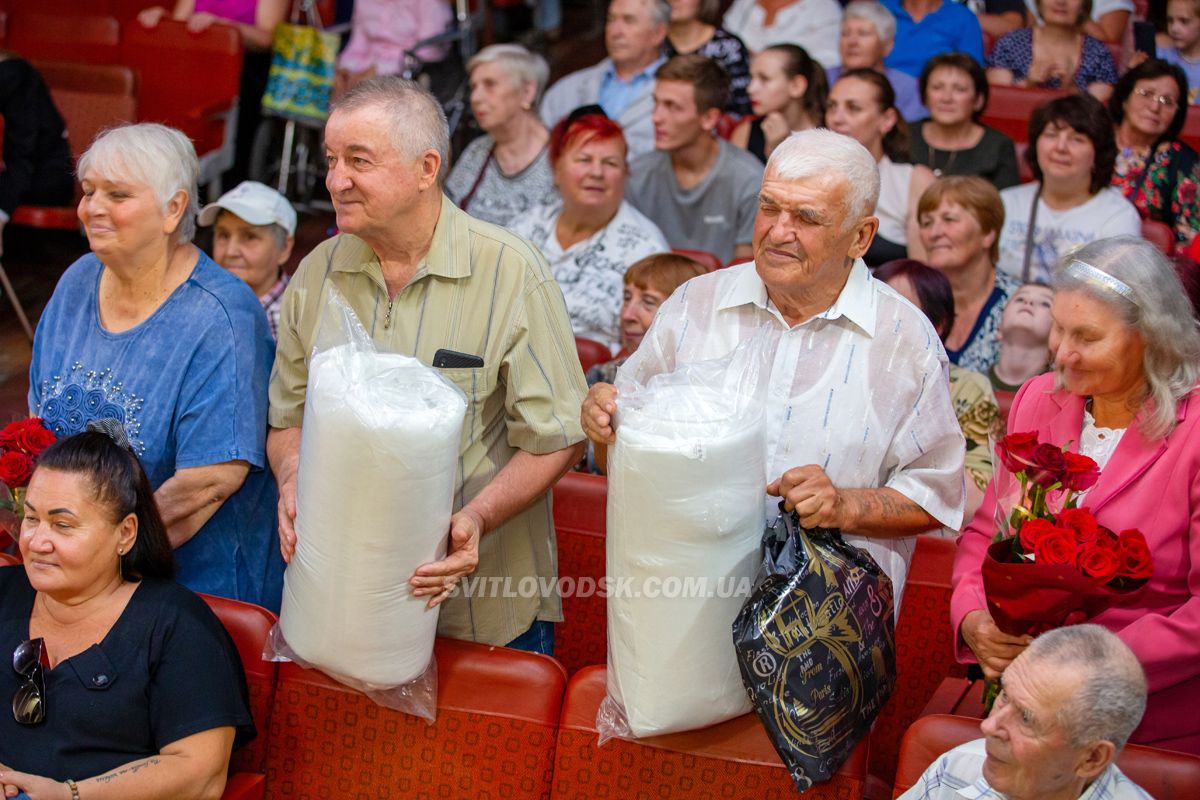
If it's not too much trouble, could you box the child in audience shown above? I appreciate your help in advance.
[730,44,827,163]
[1162,0,1200,103]
[989,282,1054,415]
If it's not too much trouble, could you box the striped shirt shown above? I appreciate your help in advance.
[898,738,1153,799]
[259,273,289,341]
[269,195,587,646]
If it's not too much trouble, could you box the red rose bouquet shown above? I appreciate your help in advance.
[0,418,57,524]
[981,431,1151,638]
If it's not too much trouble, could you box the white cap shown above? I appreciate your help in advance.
[198,181,297,235]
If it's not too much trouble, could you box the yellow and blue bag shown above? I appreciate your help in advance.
[262,18,339,124]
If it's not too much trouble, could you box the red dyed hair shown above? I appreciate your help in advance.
[548,113,627,168]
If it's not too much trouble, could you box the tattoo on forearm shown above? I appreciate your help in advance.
[93,757,161,783]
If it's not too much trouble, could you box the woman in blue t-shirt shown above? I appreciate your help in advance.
[27,123,283,611]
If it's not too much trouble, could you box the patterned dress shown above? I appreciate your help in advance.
[1112,140,1200,246]
[988,28,1118,92]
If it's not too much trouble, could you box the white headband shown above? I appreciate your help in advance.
[1063,259,1139,306]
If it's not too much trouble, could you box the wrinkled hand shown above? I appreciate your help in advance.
[411,509,483,608]
[760,112,791,155]
[136,6,167,27]
[960,609,1032,680]
[277,474,298,563]
[0,769,69,800]
[767,465,845,529]
[581,382,618,446]
[185,11,218,33]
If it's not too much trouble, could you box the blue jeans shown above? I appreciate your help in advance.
[505,620,554,655]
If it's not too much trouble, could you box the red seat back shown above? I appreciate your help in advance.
[893,714,1200,799]
[1141,219,1175,257]
[200,594,279,776]
[575,336,612,374]
[1014,141,1035,183]
[980,86,1068,144]
[552,471,607,674]
[0,552,19,566]
[868,534,968,788]
[716,112,741,140]
[8,12,121,65]
[671,247,723,272]
[111,0,157,20]
[119,18,242,158]
[265,637,567,799]
[552,665,871,799]
[1184,106,1200,154]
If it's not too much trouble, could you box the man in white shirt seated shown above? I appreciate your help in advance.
[900,625,1152,800]
[627,54,763,265]
[540,0,669,157]
[582,128,965,610]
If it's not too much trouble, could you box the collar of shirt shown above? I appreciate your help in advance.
[331,194,473,283]
[714,259,877,337]
[258,273,290,310]
[600,55,666,88]
[598,56,666,116]
[953,764,1127,800]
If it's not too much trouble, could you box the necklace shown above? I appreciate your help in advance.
[926,145,959,177]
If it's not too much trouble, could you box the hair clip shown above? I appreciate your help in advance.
[1062,259,1138,305]
[86,417,133,451]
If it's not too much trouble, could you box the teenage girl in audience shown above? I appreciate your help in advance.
[730,44,827,163]
[1109,59,1200,247]
[827,69,935,265]
[663,0,753,115]
[988,0,1118,102]
[1161,0,1200,102]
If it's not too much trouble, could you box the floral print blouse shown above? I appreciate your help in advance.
[1112,140,1200,246]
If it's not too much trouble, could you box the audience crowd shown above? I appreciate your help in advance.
[3,0,1200,796]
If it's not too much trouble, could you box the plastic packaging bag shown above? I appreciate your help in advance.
[264,288,466,721]
[732,510,896,791]
[597,338,769,741]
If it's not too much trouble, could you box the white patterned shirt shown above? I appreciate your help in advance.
[617,260,965,608]
[511,199,669,352]
[899,738,1153,800]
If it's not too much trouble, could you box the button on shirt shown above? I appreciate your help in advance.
[597,57,665,119]
[898,738,1153,799]
[618,260,965,609]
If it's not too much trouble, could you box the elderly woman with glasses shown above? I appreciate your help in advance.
[1110,59,1200,247]
[951,236,1200,755]
[0,428,253,800]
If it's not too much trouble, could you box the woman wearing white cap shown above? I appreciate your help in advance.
[199,180,296,339]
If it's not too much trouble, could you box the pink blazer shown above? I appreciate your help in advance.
[951,372,1200,754]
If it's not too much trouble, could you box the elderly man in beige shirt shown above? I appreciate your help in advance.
[268,76,587,650]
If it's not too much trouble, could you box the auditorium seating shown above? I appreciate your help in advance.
[265,637,567,799]
[551,470,607,674]
[7,11,122,65]
[672,247,723,272]
[1183,106,1200,154]
[551,665,873,799]
[980,85,1068,144]
[1141,219,1176,257]
[0,551,18,566]
[575,336,612,374]
[892,714,1200,799]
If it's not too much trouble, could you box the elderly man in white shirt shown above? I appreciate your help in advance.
[582,128,964,609]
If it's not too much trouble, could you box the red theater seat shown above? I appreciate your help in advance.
[1142,219,1175,257]
[552,471,607,674]
[1184,106,1200,154]
[981,86,1068,144]
[893,714,1200,800]
[265,637,567,799]
[0,551,19,566]
[7,12,121,65]
[575,336,612,374]
[868,534,968,789]
[552,666,871,799]
[672,247,723,272]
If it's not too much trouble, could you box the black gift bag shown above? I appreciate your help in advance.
[732,510,897,792]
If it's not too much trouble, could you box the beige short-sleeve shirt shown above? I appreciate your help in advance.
[270,195,587,645]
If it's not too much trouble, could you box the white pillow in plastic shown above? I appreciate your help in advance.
[607,383,766,737]
[278,345,466,688]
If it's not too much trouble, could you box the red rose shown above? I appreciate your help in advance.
[0,418,55,456]
[1094,526,1120,551]
[1018,518,1058,554]
[1033,526,1077,567]
[997,431,1039,474]
[1117,529,1153,580]
[1060,452,1100,492]
[0,450,34,488]
[1028,443,1067,488]
[1078,544,1121,584]
[1057,507,1100,546]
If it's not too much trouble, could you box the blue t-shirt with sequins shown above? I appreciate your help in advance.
[28,249,283,611]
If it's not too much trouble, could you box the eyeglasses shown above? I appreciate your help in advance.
[12,637,45,725]
[1134,87,1179,109]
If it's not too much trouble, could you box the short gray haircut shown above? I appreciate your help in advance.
[332,76,450,184]
[77,123,199,244]
[1023,625,1147,752]
[467,43,551,103]
[646,0,672,27]
[843,0,897,42]
[766,128,881,224]
[1052,236,1200,440]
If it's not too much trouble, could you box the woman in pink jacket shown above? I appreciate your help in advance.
[950,235,1200,754]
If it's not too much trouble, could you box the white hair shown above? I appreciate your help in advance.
[77,123,199,244]
[766,128,881,223]
[333,76,450,184]
[1024,625,1147,752]
[647,0,672,26]
[1052,236,1200,440]
[842,0,897,42]
[467,43,551,103]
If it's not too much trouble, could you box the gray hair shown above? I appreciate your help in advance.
[467,43,551,103]
[77,123,199,244]
[842,0,897,42]
[332,76,450,184]
[646,0,672,27]
[1052,236,1200,440]
[1024,625,1147,751]
[766,128,881,224]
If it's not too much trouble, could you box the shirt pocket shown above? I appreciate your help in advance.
[435,366,492,408]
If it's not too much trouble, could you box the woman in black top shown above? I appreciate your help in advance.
[910,52,1020,189]
[663,0,752,115]
[0,427,252,800]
